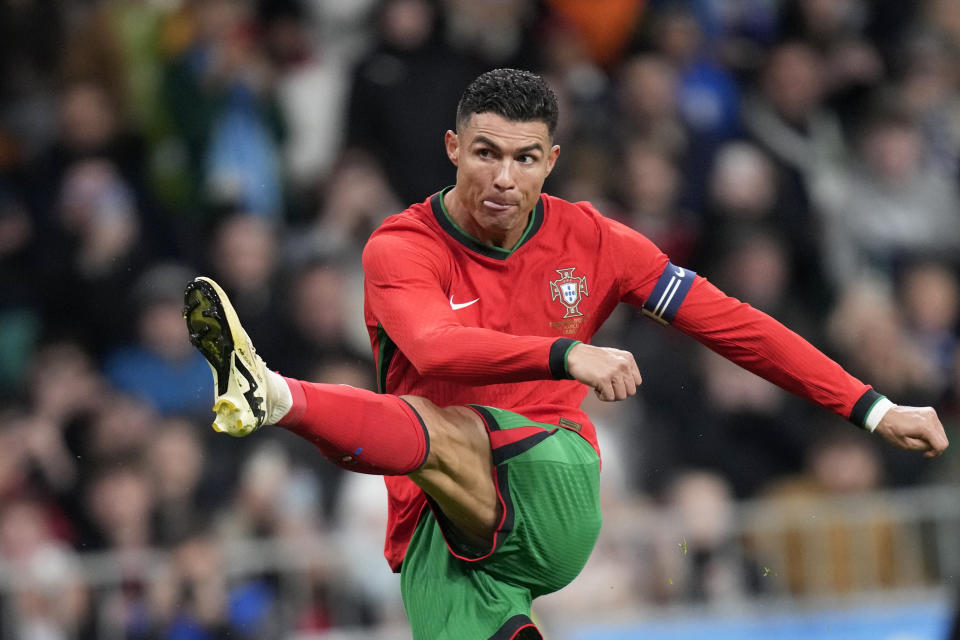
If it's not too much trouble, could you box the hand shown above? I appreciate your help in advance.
[566,343,642,402]
[874,405,949,458]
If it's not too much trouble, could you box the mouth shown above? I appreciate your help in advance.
[482,199,515,212]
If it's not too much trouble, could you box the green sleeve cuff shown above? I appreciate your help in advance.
[549,338,581,380]
[849,389,884,430]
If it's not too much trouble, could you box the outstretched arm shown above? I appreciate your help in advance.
[629,257,949,457]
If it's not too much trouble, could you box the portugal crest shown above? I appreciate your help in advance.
[550,267,589,318]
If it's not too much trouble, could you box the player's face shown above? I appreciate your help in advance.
[444,112,560,249]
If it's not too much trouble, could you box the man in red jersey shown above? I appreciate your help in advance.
[184,69,948,640]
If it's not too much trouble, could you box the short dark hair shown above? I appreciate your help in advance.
[456,68,559,137]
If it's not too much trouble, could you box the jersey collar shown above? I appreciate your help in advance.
[430,186,544,260]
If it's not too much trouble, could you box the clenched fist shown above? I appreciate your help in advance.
[566,343,643,401]
[875,405,949,458]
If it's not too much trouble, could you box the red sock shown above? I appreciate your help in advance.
[277,378,430,475]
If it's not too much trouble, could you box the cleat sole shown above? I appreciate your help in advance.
[184,276,268,436]
[184,279,235,396]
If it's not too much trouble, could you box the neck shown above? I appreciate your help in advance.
[443,187,530,250]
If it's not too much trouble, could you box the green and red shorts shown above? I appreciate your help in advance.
[400,405,602,640]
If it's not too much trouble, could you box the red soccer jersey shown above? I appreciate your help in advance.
[363,189,879,572]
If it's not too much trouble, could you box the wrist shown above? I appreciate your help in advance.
[549,338,581,380]
[864,397,895,433]
[850,388,893,432]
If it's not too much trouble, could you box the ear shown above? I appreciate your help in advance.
[445,130,460,166]
[544,144,561,176]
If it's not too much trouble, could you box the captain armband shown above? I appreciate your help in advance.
[641,262,696,326]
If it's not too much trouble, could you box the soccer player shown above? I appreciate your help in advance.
[183,69,948,640]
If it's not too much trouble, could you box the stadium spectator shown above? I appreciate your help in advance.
[330,473,406,628]
[202,213,286,360]
[702,141,779,227]
[0,0,65,160]
[741,40,841,308]
[214,441,302,542]
[778,0,886,129]
[285,150,403,262]
[32,78,166,353]
[617,138,699,267]
[19,341,103,505]
[346,0,481,204]
[654,470,764,603]
[615,53,688,161]
[817,103,960,288]
[536,13,613,146]
[691,347,812,498]
[443,0,541,68]
[542,0,644,70]
[160,0,286,221]
[756,429,905,595]
[0,498,92,640]
[270,259,368,380]
[827,278,940,408]
[647,4,742,144]
[259,0,353,210]
[740,38,842,185]
[898,260,960,390]
[0,143,42,397]
[83,464,154,553]
[103,263,213,417]
[147,530,280,639]
[146,417,213,546]
[896,29,960,182]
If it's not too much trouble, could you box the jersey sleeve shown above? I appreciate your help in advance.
[597,212,880,426]
[668,274,879,426]
[593,211,672,307]
[362,230,575,383]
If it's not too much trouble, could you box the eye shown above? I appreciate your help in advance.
[477,148,492,158]
[517,154,535,164]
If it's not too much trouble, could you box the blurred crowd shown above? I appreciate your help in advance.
[2,0,960,637]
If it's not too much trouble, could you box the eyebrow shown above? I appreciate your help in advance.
[472,135,544,155]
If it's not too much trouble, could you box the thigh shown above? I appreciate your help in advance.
[475,406,603,596]
[401,407,603,639]
[403,396,500,549]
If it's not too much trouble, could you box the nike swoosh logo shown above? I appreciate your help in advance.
[449,296,480,310]
[674,267,685,277]
[234,356,265,424]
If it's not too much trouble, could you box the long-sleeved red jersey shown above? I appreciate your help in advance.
[363,189,881,572]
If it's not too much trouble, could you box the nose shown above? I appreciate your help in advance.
[492,159,515,191]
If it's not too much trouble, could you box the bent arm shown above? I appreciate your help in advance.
[363,232,576,383]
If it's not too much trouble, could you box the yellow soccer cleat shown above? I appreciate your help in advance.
[183,276,270,436]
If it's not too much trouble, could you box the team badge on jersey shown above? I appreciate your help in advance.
[550,268,589,318]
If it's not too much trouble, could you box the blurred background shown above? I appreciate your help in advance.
[1,0,960,638]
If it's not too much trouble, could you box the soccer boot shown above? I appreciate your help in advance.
[183,276,270,436]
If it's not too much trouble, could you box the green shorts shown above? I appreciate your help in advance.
[400,406,602,640]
